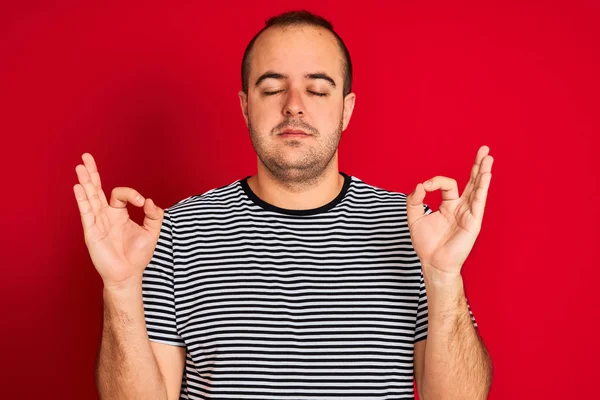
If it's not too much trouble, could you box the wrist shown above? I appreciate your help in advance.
[422,264,463,288]
[422,266,466,319]
[103,275,143,295]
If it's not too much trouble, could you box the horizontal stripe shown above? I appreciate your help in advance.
[142,174,476,400]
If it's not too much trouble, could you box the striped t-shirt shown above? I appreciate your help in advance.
[142,172,474,399]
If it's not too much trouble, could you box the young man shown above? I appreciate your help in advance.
[74,10,494,400]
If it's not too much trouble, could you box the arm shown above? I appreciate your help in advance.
[72,153,184,400]
[405,146,496,399]
[97,281,186,400]
[414,272,492,400]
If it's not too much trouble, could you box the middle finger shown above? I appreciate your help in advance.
[462,145,490,199]
[75,164,103,215]
[82,153,108,207]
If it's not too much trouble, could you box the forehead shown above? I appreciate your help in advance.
[250,25,343,81]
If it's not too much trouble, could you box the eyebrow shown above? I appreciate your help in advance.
[254,71,337,88]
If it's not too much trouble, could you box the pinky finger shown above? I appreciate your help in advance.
[73,184,95,231]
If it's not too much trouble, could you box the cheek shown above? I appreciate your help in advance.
[311,104,343,130]
[249,101,278,131]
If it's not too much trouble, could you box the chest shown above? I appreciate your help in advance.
[172,215,421,351]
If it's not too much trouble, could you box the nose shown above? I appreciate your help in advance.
[282,88,305,117]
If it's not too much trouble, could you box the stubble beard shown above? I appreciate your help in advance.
[248,116,344,188]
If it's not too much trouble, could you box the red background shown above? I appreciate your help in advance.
[1,1,598,399]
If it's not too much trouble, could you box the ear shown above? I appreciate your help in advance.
[238,90,249,127]
[341,92,356,131]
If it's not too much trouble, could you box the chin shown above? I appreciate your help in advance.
[270,158,328,181]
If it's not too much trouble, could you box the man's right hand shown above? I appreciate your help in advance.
[73,153,164,290]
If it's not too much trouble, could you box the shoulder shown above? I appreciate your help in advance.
[346,175,410,205]
[347,175,431,214]
[164,177,247,218]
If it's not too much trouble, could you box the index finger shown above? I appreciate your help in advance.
[423,176,459,201]
[109,187,145,209]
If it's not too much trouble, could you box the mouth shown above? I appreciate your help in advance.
[278,129,311,138]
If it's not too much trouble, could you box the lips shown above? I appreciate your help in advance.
[279,129,309,136]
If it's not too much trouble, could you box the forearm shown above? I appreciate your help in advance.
[420,269,492,400]
[97,280,167,400]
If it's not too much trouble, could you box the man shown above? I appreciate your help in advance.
[73,10,494,400]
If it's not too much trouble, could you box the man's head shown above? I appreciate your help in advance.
[239,10,356,185]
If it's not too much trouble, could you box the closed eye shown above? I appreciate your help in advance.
[263,90,328,97]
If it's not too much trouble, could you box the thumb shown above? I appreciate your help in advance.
[406,183,426,227]
[142,198,164,236]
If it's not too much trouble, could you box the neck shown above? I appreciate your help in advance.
[247,156,344,211]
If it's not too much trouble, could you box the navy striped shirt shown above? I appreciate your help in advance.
[142,172,476,399]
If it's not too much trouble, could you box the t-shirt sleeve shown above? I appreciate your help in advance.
[414,271,429,343]
[414,204,432,343]
[413,204,478,344]
[142,210,186,347]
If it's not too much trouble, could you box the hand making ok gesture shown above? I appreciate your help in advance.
[73,153,164,289]
[406,145,495,280]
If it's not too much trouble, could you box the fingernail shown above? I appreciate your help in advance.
[424,180,432,187]
[137,195,145,204]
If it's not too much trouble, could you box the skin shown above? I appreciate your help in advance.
[238,24,356,210]
[408,146,495,399]
[73,22,493,400]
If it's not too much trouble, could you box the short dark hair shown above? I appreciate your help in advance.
[241,10,353,97]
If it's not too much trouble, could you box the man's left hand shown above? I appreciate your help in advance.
[406,145,494,280]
